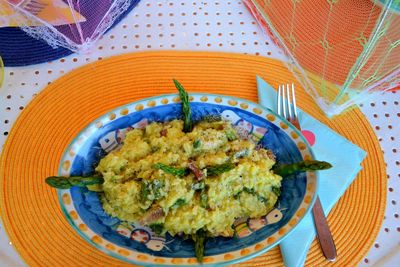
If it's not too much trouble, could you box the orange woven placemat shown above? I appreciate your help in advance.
[0,52,386,266]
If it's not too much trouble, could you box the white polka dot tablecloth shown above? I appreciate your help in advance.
[0,1,399,266]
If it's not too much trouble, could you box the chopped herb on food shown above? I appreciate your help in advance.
[200,189,209,209]
[153,163,188,177]
[272,186,281,197]
[171,198,187,209]
[206,163,235,176]
[233,148,249,159]
[193,139,201,149]
[234,187,267,203]
[139,179,165,203]
[192,180,205,191]
[225,128,238,141]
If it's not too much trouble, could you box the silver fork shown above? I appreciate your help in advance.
[277,83,337,262]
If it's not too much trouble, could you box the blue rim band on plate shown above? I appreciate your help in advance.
[0,0,141,67]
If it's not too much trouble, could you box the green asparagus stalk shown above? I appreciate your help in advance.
[193,228,207,263]
[206,163,235,176]
[272,160,332,177]
[171,198,187,209]
[173,79,193,132]
[153,163,189,177]
[45,176,104,189]
[149,223,164,235]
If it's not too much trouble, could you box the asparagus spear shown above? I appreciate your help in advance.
[45,176,104,189]
[171,198,187,209]
[153,163,188,177]
[154,162,235,178]
[193,228,207,263]
[149,223,164,235]
[206,163,235,176]
[272,160,332,177]
[173,79,193,133]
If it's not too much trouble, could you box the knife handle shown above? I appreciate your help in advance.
[312,197,337,261]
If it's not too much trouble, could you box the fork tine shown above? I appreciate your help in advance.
[282,85,287,119]
[286,84,292,120]
[277,85,282,116]
[277,83,298,121]
[291,83,298,120]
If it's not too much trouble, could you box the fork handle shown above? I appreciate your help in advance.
[289,119,301,131]
[312,197,337,261]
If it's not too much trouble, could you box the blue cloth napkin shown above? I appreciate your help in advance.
[256,76,366,267]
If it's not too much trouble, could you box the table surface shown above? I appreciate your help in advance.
[0,1,399,266]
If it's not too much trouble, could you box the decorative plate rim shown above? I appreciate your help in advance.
[57,93,319,267]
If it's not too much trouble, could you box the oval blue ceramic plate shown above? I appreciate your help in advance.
[57,93,318,266]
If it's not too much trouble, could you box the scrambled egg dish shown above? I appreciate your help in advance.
[95,119,282,237]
